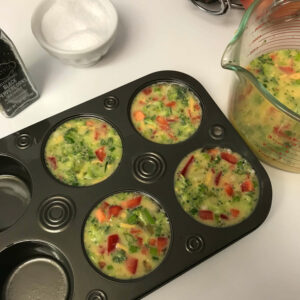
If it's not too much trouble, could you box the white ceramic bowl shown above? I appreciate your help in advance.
[31,0,118,67]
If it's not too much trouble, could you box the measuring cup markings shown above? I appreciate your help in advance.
[257,27,300,40]
[261,143,299,160]
[251,22,300,42]
[255,33,300,45]
[263,37,300,45]
[250,22,300,43]
[254,131,300,154]
[257,146,300,164]
[260,44,300,56]
[250,28,300,45]
[255,136,300,158]
[249,37,300,56]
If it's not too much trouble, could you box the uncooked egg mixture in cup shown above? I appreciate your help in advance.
[0,71,272,300]
[130,82,202,144]
[44,117,122,187]
[83,192,171,280]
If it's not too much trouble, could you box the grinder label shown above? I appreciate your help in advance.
[0,31,39,117]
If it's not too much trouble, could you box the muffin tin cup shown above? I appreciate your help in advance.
[0,241,73,300]
[82,190,172,282]
[0,71,272,300]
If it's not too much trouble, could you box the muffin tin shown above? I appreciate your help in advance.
[0,71,272,300]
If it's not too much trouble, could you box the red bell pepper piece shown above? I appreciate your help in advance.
[270,53,277,61]
[101,201,109,210]
[192,115,201,122]
[207,148,219,157]
[199,210,214,220]
[214,171,222,186]
[156,116,169,130]
[180,155,195,177]
[121,195,142,209]
[167,131,177,141]
[150,130,157,139]
[279,65,294,74]
[149,238,156,246]
[241,180,254,192]
[130,228,142,235]
[95,146,106,162]
[143,87,152,95]
[220,214,229,220]
[221,152,238,164]
[99,261,106,269]
[224,183,234,197]
[94,129,100,140]
[231,208,240,218]
[86,120,95,126]
[108,205,123,218]
[141,246,148,255]
[126,257,138,274]
[94,124,107,140]
[107,234,119,253]
[47,156,57,170]
[136,237,143,247]
[157,237,168,253]
[194,103,201,111]
[166,116,179,122]
[165,101,176,107]
[98,245,106,255]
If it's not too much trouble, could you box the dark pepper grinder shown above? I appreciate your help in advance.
[0,29,39,117]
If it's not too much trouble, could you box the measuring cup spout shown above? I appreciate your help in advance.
[221,0,259,72]
[221,35,258,93]
[221,39,241,71]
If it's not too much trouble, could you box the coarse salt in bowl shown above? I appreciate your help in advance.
[31,0,118,67]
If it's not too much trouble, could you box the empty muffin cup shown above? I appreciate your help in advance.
[0,241,72,300]
[130,82,202,144]
[0,175,31,231]
[44,117,122,186]
[4,258,68,300]
[0,155,32,232]
[83,192,171,280]
[174,147,259,227]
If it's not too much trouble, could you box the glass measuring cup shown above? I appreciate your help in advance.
[222,0,300,173]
